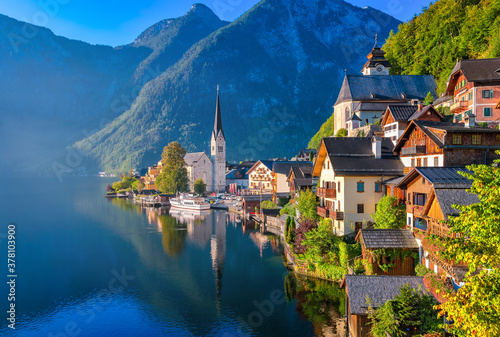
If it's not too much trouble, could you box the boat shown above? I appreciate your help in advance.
[170,195,210,211]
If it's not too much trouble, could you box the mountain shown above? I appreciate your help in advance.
[0,1,401,175]
[383,0,500,92]
[0,4,228,175]
[74,0,401,172]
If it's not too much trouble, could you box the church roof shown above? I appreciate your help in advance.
[184,152,211,166]
[212,86,224,139]
[334,75,437,105]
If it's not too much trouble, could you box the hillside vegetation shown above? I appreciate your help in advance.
[384,0,500,92]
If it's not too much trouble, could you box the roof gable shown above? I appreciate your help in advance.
[396,167,472,189]
[184,152,211,166]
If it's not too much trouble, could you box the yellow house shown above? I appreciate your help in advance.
[313,136,404,236]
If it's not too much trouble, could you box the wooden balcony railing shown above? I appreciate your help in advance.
[317,187,336,199]
[317,206,329,218]
[450,100,469,113]
[413,205,425,217]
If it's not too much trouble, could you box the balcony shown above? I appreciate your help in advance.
[413,205,425,217]
[401,146,426,156]
[330,211,344,221]
[450,100,469,113]
[317,206,329,218]
[317,187,336,199]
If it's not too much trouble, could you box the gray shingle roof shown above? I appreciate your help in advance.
[417,167,472,188]
[354,102,397,112]
[387,105,418,121]
[359,229,419,249]
[344,275,427,314]
[335,75,437,105]
[273,161,312,175]
[448,58,500,83]
[323,137,404,176]
[184,152,210,166]
[289,165,314,189]
[434,188,479,220]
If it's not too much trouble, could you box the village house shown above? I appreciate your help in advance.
[272,161,312,198]
[381,104,443,144]
[313,136,404,236]
[396,167,478,283]
[333,41,437,134]
[297,148,317,161]
[446,58,500,126]
[286,165,314,202]
[342,275,427,337]
[356,229,419,276]
[143,160,162,190]
[247,160,274,194]
[393,118,500,173]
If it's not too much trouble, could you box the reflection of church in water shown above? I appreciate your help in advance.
[169,210,226,307]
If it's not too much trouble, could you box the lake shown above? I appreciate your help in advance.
[0,177,344,336]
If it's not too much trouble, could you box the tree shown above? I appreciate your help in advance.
[371,196,406,229]
[193,178,206,195]
[335,128,348,137]
[424,91,434,105]
[155,141,189,194]
[433,160,500,336]
[260,200,279,209]
[368,284,440,337]
[132,179,144,192]
[296,189,318,222]
[112,175,138,191]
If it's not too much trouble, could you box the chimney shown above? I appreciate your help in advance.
[372,135,382,159]
[418,103,424,111]
[465,114,476,128]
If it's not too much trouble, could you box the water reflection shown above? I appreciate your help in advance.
[285,274,347,336]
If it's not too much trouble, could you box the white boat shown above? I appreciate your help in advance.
[170,195,210,211]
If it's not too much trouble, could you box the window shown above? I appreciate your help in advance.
[218,146,223,152]
[434,157,439,166]
[411,158,415,167]
[375,181,382,192]
[357,181,364,192]
[357,204,364,214]
[422,177,426,184]
[417,158,422,167]
[468,92,473,101]
[423,158,428,167]
[407,193,412,204]
[337,181,341,193]
[452,134,462,145]
[484,107,491,117]
[414,193,427,206]
[482,89,494,98]
[457,114,462,121]
[472,134,482,145]
[327,161,330,169]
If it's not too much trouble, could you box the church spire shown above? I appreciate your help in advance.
[213,85,224,139]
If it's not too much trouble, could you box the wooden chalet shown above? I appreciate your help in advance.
[356,229,419,276]
[381,104,443,144]
[342,275,427,337]
[286,165,314,202]
[393,119,500,173]
[396,167,478,281]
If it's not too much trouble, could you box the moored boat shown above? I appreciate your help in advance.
[170,195,210,211]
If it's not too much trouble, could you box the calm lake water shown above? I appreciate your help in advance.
[0,177,344,336]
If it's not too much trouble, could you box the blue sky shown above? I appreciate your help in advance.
[0,0,433,46]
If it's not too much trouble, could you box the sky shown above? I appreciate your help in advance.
[0,0,433,47]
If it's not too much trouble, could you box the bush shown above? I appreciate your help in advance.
[335,128,348,137]
[415,264,432,277]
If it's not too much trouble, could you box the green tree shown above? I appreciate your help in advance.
[193,178,206,195]
[371,196,406,229]
[260,200,279,209]
[132,179,144,192]
[368,284,440,337]
[297,190,318,222]
[112,175,139,191]
[335,128,348,137]
[433,160,500,336]
[424,91,434,105]
[155,141,189,194]
[308,114,335,149]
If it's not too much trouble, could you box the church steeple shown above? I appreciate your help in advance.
[211,85,226,192]
[361,35,391,75]
[213,85,224,140]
